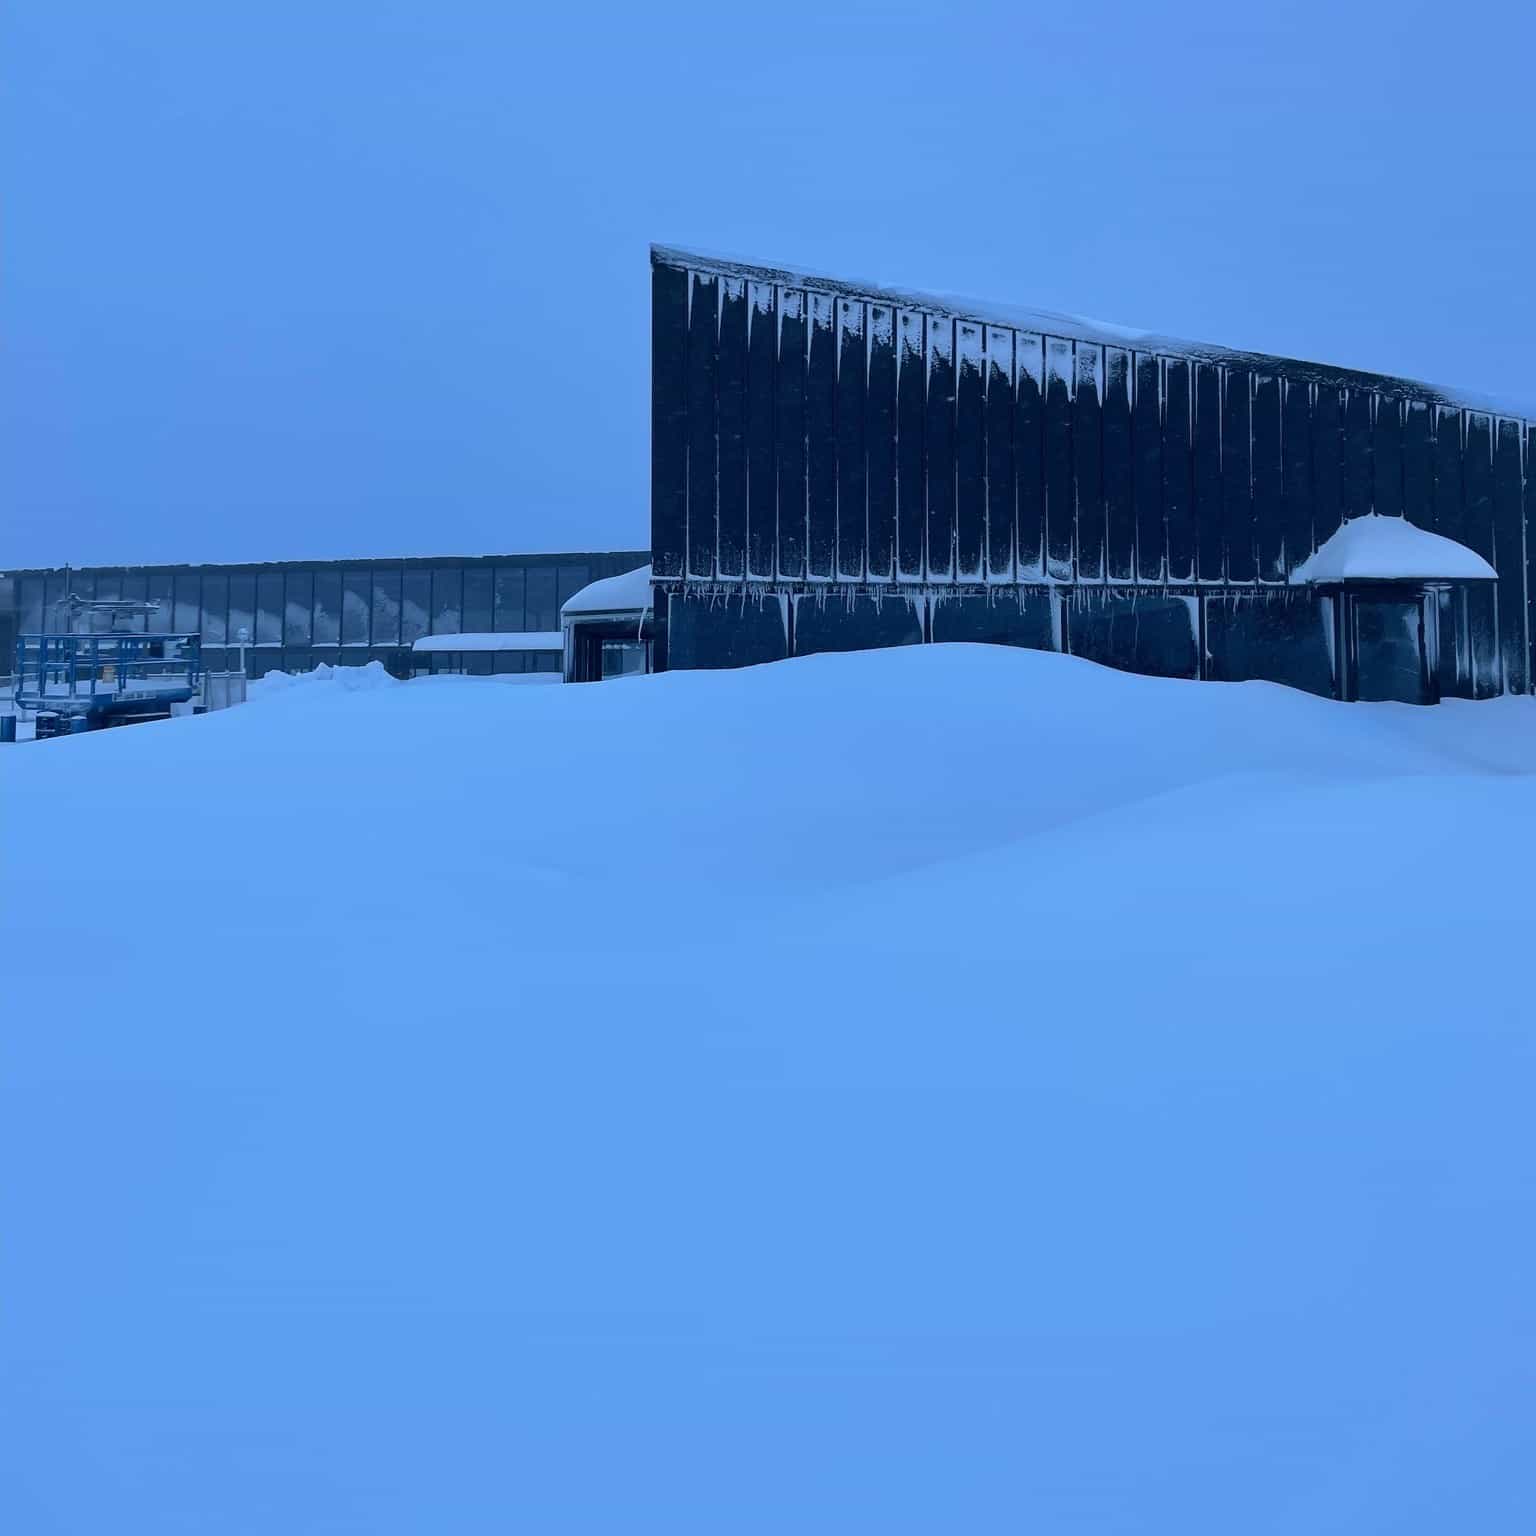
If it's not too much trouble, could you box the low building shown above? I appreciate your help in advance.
[0,551,648,681]
[560,564,652,682]
[646,245,1534,704]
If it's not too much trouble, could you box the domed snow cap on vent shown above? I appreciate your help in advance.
[1290,514,1496,586]
[561,564,652,617]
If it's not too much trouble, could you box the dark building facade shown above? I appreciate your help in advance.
[650,245,1533,701]
[1,551,648,680]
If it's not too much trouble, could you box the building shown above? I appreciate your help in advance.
[648,245,1534,704]
[1,551,648,681]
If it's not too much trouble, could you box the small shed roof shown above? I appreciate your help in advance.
[561,564,652,618]
[1290,515,1496,586]
[411,631,563,654]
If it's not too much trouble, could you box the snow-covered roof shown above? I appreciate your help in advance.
[1289,515,1496,586]
[411,631,563,653]
[561,564,652,618]
[653,245,1536,424]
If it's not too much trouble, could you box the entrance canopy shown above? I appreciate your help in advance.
[1290,514,1496,586]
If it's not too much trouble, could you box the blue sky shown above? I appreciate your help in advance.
[4,0,1533,568]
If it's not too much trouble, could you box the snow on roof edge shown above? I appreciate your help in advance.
[1290,515,1497,586]
[412,631,563,653]
[561,564,652,617]
[652,244,1536,424]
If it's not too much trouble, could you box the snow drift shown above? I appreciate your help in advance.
[2,646,1534,1534]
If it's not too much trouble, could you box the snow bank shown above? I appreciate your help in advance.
[247,658,400,698]
[561,562,651,616]
[3,645,1535,1533]
[1291,512,1498,584]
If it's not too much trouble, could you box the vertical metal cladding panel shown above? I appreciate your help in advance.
[1312,386,1344,547]
[866,304,897,581]
[806,292,837,579]
[1252,374,1283,581]
[1204,591,1334,698]
[1530,426,1536,692]
[1223,369,1254,582]
[746,282,777,580]
[836,298,867,580]
[1016,333,1045,580]
[1529,426,1536,691]
[955,321,986,579]
[985,326,1015,581]
[651,263,689,581]
[1341,387,1373,522]
[1464,412,1498,696]
[1068,590,1197,677]
[667,589,788,669]
[1194,363,1223,580]
[1044,338,1074,580]
[1134,353,1163,583]
[926,316,956,581]
[1163,358,1194,582]
[1493,418,1527,693]
[1281,378,1312,574]
[1433,405,1463,543]
[686,271,719,579]
[931,590,1055,649]
[775,290,808,581]
[1374,394,1404,521]
[1402,399,1433,532]
[793,592,923,656]
[896,311,926,580]
[1102,347,1134,582]
[716,277,748,579]
[1074,345,1104,582]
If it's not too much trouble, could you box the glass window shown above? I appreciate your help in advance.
[283,648,314,677]
[256,573,283,644]
[285,571,313,644]
[201,573,228,643]
[174,572,200,634]
[402,571,430,645]
[342,570,370,645]
[372,569,401,645]
[602,640,649,678]
[493,650,528,674]
[526,567,557,632]
[463,568,492,633]
[120,574,148,632]
[466,652,494,676]
[557,564,590,613]
[313,570,341,644]
[228,575,255,645]
[494,567,525,631]
[532,652,560,673]
[43,574,68,632]
[310,647,339,671]
[147,571,174,632]
[18,577,44,635]
[432,568,461,634]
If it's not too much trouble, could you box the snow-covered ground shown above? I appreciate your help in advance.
[2,646,1534,1534]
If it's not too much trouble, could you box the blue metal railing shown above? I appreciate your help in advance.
[13,633,204,716]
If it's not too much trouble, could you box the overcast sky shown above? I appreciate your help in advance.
[4,0,1533,570]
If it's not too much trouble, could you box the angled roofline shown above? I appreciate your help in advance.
[652,243,1534,425]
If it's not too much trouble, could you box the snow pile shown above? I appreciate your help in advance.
[3,645,1535,1533]
[561,561,651,616]
[247,657,400,698]
[1291,512,1498,584]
